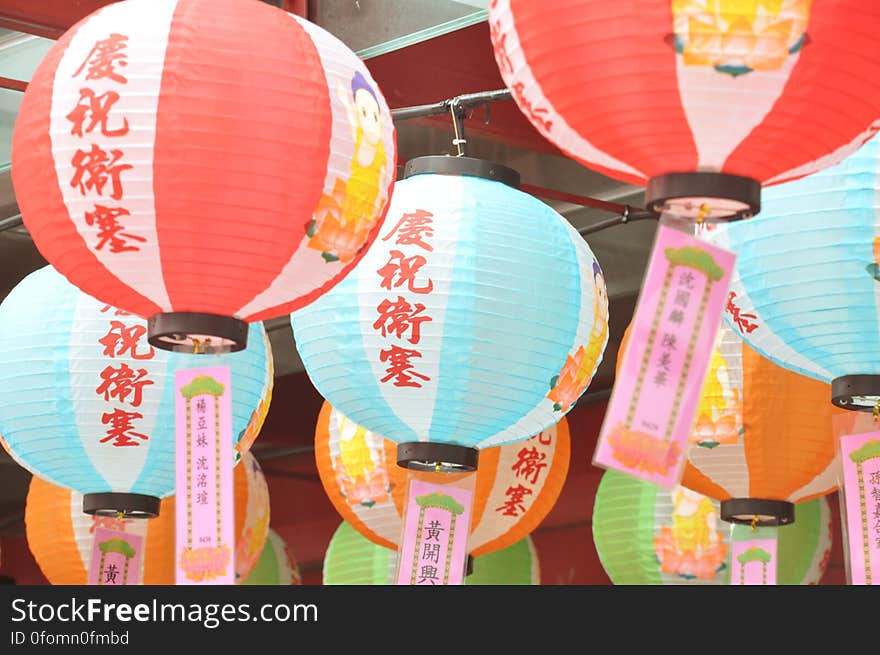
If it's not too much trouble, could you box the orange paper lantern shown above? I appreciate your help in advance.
[25,452,269,584]
[617,321,842,525]
[315,401,569,556]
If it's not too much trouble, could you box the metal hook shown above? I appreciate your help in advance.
[449,97,467,157]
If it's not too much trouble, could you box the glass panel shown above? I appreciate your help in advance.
[312,0,488,59]
[0,29,55,165]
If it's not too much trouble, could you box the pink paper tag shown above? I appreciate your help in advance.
[396,479,473,586]
[593,223,735,488]
[88,527,143,585]
[175,366,235,585]
[839,431,880,585]
[730,526,778,585]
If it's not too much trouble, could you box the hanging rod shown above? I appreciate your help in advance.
[576,207,659,236]
[391,88,661,231]
[391,88,512,123]
[0,215,23,233]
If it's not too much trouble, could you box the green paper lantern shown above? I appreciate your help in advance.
[242,529,301,586]
[323,521,540,585]
[592,470,832,585]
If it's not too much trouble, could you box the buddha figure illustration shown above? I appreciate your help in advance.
[306,70,388,263]
[672,0,812,77]
[333,411,391,508]
[653,485,728,580]
[547,260,609,412]
[691,346,741,448]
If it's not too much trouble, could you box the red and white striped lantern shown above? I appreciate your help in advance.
[489,0,880,220]
[11,0,396,353]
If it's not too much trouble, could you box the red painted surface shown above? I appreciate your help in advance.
[0,0,120,39]
[1,3,606,210]
[365,21,566,158]
[0,0,307,39]
[0,371,848,586]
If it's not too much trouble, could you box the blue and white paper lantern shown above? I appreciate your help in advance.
[291,163,608,451]
[0,266,273,512]
[704,135,880,409]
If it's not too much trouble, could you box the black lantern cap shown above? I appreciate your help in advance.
[83,492,161,519]
[831,374,880,412]
[720,498,795,527]
[646,172,760,221]
[148,311,248,354]
[403,155,520,189]
[396,442,479,473]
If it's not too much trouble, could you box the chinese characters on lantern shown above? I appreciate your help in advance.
[496,429,553,517]
[175,367,234,584]
[726,291,759,334]
[375,209,435,388]
[67,33,143,255]
[594,225,735,488]
[839,431,880,585]
[96,305,156,448]
[396,479,473,586]
[488,5,553,132]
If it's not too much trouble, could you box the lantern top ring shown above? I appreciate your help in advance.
[720,498,795,527]
[645,172,760,221]
[403,155,520,189]
[82,492,161,519]
[396,442,479,472]
[831,375,880,412]
[147,311,249,354]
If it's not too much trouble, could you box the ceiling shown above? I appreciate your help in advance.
[0,1,658,538]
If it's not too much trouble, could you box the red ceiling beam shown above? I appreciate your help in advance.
[0,0,118,39]
[281,0,309,18]
[0,0,307,40]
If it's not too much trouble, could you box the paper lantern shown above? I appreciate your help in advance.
[232,450,271,581]
[323,520,540,585]
[592,470,832,585]
[315,401,569,556]
[617,320,841,525]
[489,0,880,220]
[11,0,396,354]
[242,529,302,586]
[25,451,269,584]
[0,265,272,517]
[703,134,880,411]
[293,156,606,470]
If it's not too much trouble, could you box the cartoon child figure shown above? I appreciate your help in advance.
[306,70,388,263]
